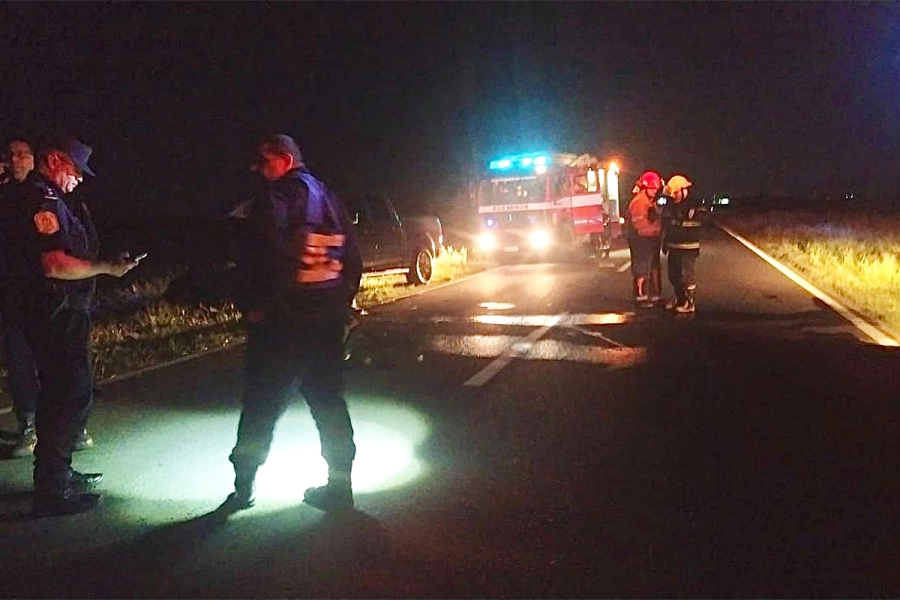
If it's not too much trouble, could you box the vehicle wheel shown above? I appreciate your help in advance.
[406,248,433,285]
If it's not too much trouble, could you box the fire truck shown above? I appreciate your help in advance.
[473,151,621,259]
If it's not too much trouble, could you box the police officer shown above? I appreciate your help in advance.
[12,137,138,517]
[223,134,363,513]
[661,175,701,313]
[627,170,663,308]
[1,137,97,459]
[1,137,41,457]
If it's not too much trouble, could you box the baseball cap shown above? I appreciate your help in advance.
[49,137,96,177]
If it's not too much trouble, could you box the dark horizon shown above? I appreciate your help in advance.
[3,2,899,225]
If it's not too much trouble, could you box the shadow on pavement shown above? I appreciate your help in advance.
[0,488,34,522]
[5,500,396,599]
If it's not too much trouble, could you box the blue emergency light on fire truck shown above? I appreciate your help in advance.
[474,152,622,258]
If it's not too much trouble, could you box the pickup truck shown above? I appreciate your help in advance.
[344,194,443,285]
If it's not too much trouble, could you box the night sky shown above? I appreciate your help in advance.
[2,2,899,225]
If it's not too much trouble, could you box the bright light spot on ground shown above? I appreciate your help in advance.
[478,302,516,311]
[100,398,429,515]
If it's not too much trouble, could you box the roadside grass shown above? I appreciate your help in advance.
[354,245,487,306]
[1,245,488,392]
[720,210,900,338]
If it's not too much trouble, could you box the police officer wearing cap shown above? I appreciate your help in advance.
[1,137,41,457]
[222,133,363,514]
[9,137,138,517]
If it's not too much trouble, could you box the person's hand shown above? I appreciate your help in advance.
[106,257,139,278]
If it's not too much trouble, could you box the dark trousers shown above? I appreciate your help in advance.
[629,235,661,279]
[28,308,93,493]
[230,311,356,479]
[667,248,699,301]
[2,319,40,425]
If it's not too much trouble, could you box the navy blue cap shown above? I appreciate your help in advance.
[51,137,96,177]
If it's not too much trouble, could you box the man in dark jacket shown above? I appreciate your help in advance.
[223,134,363,513]
[12,138,138,516]
[660,174,701,313]
[1,136,97,459]
[1,137,41,457]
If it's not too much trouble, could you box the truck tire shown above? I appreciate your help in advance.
[406,247,433,285]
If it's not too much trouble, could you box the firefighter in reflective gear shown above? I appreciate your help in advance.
[627,170,663,307]
[660,175,700,313]
[224,134,363,514]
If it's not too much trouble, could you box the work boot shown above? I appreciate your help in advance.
[10,420,37,458]
[69,469,103,493]
[220,469,257,512]
[635,295,654,309]
[32,489,102,518]
[303,482,353,513]
[675,289,696,314]
[667,290,686,311]
[74,429,94,451]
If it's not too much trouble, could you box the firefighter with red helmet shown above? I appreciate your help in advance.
[660,174,700,313]
[627,170,663,307]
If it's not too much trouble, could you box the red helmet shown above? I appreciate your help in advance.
[633,170,663,192]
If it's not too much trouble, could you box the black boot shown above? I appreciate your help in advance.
[303,483,353,512]
[303,470,353,513]
[220,468,257,512]
[11,415,36,458]
[74,429,94,451]
[69,469,103,493]
[676,287,696,313]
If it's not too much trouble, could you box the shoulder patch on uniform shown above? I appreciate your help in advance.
[33,211,60,235]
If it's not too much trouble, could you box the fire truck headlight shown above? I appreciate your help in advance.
[478,232,497,251]
[529,229,552,249]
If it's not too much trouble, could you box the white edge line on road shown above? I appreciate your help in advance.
[718,223,899,347]
[616,261,631,273]
[464,313,564,387]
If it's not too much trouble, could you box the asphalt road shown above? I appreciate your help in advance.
[2,225,899,598]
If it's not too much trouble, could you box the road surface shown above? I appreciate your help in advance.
[2,225,899,598]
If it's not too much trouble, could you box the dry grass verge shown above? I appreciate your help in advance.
[719,210,900,339]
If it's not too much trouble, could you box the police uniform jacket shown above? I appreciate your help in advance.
[661,196,702,251]
[235,168,363,322]
[12,173,99,318]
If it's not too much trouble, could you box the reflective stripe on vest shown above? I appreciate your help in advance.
[296,233,346,283]
[294,172,346,287]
